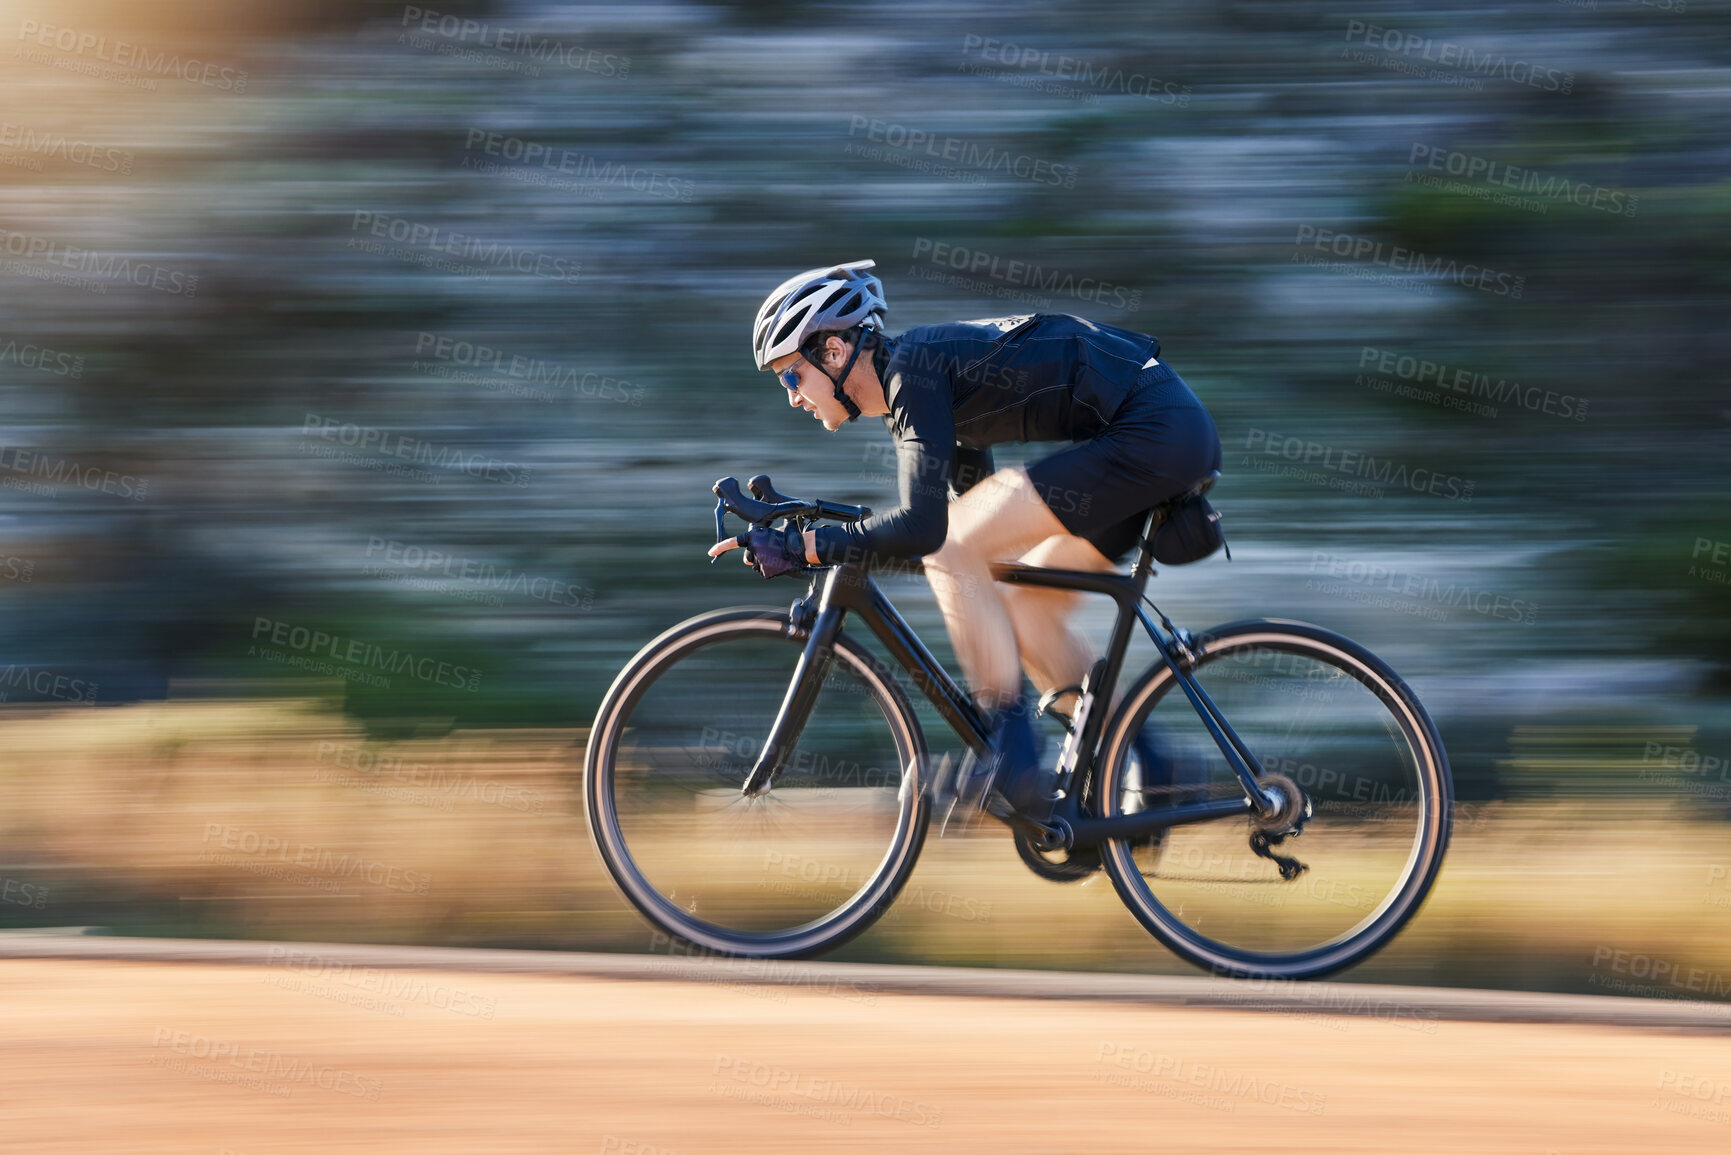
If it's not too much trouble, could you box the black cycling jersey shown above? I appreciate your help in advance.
[811,312,1162,566]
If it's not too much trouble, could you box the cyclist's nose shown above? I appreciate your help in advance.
[786,387,802,407]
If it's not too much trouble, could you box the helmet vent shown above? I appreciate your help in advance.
[752,259,886,370]
[772,313,804,346]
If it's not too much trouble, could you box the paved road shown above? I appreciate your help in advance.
[3,937,1730,1152]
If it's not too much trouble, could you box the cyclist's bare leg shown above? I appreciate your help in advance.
[999,533,1118,717]
[922,467,1068,710]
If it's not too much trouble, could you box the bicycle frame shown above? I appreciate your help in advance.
[739,510,1280,853]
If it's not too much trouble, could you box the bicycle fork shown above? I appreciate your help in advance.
[739,601,842,798]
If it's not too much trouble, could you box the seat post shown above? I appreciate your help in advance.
[1129,506,1163,585]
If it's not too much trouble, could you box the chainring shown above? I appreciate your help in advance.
[1012,828,1101,882]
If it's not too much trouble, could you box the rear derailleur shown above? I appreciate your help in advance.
[1248,771,1312,882]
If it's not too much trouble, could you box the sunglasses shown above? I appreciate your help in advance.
[777,351,819,393]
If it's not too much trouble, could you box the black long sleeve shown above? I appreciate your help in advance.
[951,445,994,497]
[812,358,959,566]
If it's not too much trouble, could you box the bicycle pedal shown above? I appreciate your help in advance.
[935,753,1000,838]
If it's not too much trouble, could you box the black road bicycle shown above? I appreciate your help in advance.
[584,474,1452,979]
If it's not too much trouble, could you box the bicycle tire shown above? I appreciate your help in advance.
[1095,619,1452,980]
[584,607,929,959]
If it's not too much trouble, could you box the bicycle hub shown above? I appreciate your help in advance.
[1250,772,1311,834]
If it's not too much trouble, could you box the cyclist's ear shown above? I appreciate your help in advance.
[822,333,850,368]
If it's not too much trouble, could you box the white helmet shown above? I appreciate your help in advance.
[751,259,886,371]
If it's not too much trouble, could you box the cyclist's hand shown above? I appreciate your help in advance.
[707,524,816,578]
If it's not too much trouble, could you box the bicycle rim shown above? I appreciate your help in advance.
[585,610,927,957]
[1098,621,1450,979]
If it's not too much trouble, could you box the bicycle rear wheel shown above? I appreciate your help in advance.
[1097,620,1451,979]
[584,608,928,958]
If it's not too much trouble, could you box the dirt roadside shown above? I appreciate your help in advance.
[2,957,1725,1153]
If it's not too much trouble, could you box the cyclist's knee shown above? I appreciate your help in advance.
[924,534,972,573]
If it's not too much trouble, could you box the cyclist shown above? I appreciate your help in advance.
[709,259,1222,826]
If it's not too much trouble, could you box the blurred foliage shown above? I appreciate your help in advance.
[0,0,1727,776]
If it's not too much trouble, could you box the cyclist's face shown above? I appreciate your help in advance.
[772,352,846,431]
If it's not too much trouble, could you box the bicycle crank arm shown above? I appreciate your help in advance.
[1063,796,1255,852]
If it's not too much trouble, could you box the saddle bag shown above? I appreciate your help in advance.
[1151,491,1228,566]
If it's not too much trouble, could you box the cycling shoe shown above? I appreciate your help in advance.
[948,696,1054,827]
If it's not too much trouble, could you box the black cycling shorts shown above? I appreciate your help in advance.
[1023,360,1222,564]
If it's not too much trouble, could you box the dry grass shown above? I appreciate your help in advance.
[2,697,1728,998]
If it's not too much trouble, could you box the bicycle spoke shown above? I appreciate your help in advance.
[1099,623,1449,978]
[591,614,924,948]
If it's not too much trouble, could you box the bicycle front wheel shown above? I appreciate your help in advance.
[584,608,928,958]
[1097,619,1451,979]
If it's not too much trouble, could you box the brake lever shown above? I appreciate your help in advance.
[711,496,730,563]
